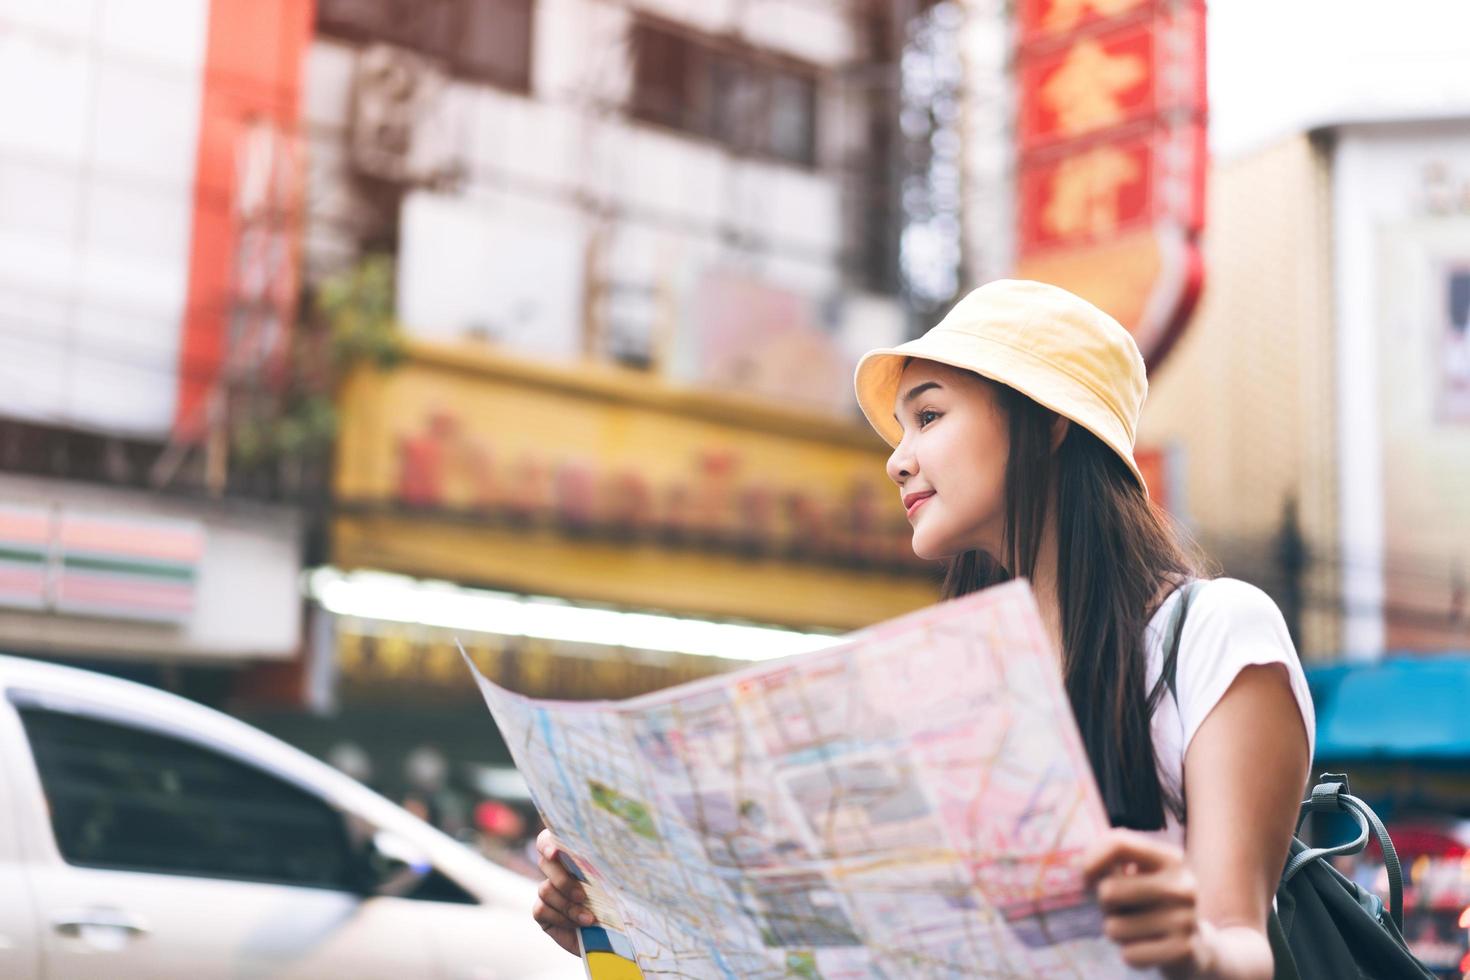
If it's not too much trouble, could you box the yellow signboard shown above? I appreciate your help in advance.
[336,618,734,703]
[333,340,939,630]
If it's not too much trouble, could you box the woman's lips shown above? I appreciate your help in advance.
[904,491,935,517]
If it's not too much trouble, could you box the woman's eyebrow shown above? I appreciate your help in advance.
[901,381,942,406]
[892,380,943,422]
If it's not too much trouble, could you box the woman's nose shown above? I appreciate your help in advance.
[886,443,915,485]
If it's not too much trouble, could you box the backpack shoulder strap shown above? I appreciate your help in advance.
[1160,579,1202,702]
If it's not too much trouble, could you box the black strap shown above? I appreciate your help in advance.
[1283,777,1367,881]
[1160,579,1201,700]
[1347,792,1405,930]
[1285,775,1405,931]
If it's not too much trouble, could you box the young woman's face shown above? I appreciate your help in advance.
[885,360,1010,561]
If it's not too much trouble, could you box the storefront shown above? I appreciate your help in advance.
[258,339,942,821]
[323,337,944,697]
[330,339,939,631]
[0,473,304,672]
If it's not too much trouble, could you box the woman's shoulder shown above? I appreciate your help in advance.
[1187,577,1285,621]
[1173,577,1316,758]
[1180,576,1298,658]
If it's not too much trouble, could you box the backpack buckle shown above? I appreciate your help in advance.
[1309,772,1351,813]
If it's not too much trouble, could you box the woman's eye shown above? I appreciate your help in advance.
[916,409,939,429]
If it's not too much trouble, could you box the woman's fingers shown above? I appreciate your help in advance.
[1114,932,1197,972]
[535,846,581,900]
[1083,831,1205,976]
[530,830,598,957]
[1095,866,1197,913]
[1082,828,1178,884]
[536,874,579,919]
[535,834,578,895]
[535,838,597,927]
[531,896,582,956]
[1102,905,1196,944]
[536,853,595,924]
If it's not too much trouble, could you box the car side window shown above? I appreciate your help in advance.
[18,706,358,891]
[405,868,478,905]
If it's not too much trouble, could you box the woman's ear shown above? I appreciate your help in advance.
[1050,416,1070,452]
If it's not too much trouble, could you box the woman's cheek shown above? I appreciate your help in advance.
[909,509,952,561]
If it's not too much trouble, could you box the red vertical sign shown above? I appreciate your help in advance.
[175,0,313,438]
[1014,0,1207,370]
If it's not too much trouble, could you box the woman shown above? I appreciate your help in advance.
[534,279,1315,978]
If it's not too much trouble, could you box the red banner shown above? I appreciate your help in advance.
[1018,122,1206,252]
[1015,0,1207,370]
[1019,10,1205,151]
[175,0,312,438]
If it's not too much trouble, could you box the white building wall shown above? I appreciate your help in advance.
[302,0,907,413]
[0,1,209,437]
[958,0,1014,287]
[1332,120,1470,658]
[622,0,855,67]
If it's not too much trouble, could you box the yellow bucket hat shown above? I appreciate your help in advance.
[853,279,1150,493]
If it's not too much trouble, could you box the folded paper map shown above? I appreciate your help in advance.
[466,580,1147,978]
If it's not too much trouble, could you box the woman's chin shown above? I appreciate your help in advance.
[910,537,953,563]
[910,531,988,563]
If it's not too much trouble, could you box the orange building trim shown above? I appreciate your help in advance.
[175,0,313,437]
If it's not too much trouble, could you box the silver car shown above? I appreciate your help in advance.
[0,654,578,979]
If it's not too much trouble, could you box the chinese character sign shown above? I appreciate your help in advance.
[1015,0,1207,370]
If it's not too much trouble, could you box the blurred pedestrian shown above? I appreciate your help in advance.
[473,798,538,878]
[326,740,375,789]
[404,744,471,838]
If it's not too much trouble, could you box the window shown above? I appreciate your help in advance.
[19,707,359,890]
[456,0,534,91]
[406,868,478,904]
[317,0,534,91]
[767,69,817,167]
[629,20,818,168]
[630,24,692,132]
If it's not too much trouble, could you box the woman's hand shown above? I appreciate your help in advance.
[532,828,597,957]
[1083,829,1215,979]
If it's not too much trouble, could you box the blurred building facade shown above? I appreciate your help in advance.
[0,0,1015,825]
[0,2,314,680]
[296,0,1015,383]
[243,0,1022,794]
[6,0,1466,847]
[0,0,1039,724]
[1142,117,1470,666]
[1328,118,1470,660]
[1138,121,1470,930]
[1313,118,1470,870]
[1139,133,1339,658]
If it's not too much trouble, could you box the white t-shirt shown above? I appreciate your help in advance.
[1143,578,1317,845]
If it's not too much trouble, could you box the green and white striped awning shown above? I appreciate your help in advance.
[0,504,204,624]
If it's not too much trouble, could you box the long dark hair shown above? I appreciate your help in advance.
[941,378,1202,830]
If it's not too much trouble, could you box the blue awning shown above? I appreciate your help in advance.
[1307,655,1470,761]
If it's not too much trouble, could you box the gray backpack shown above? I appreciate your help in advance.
[1162,582,1435,980]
